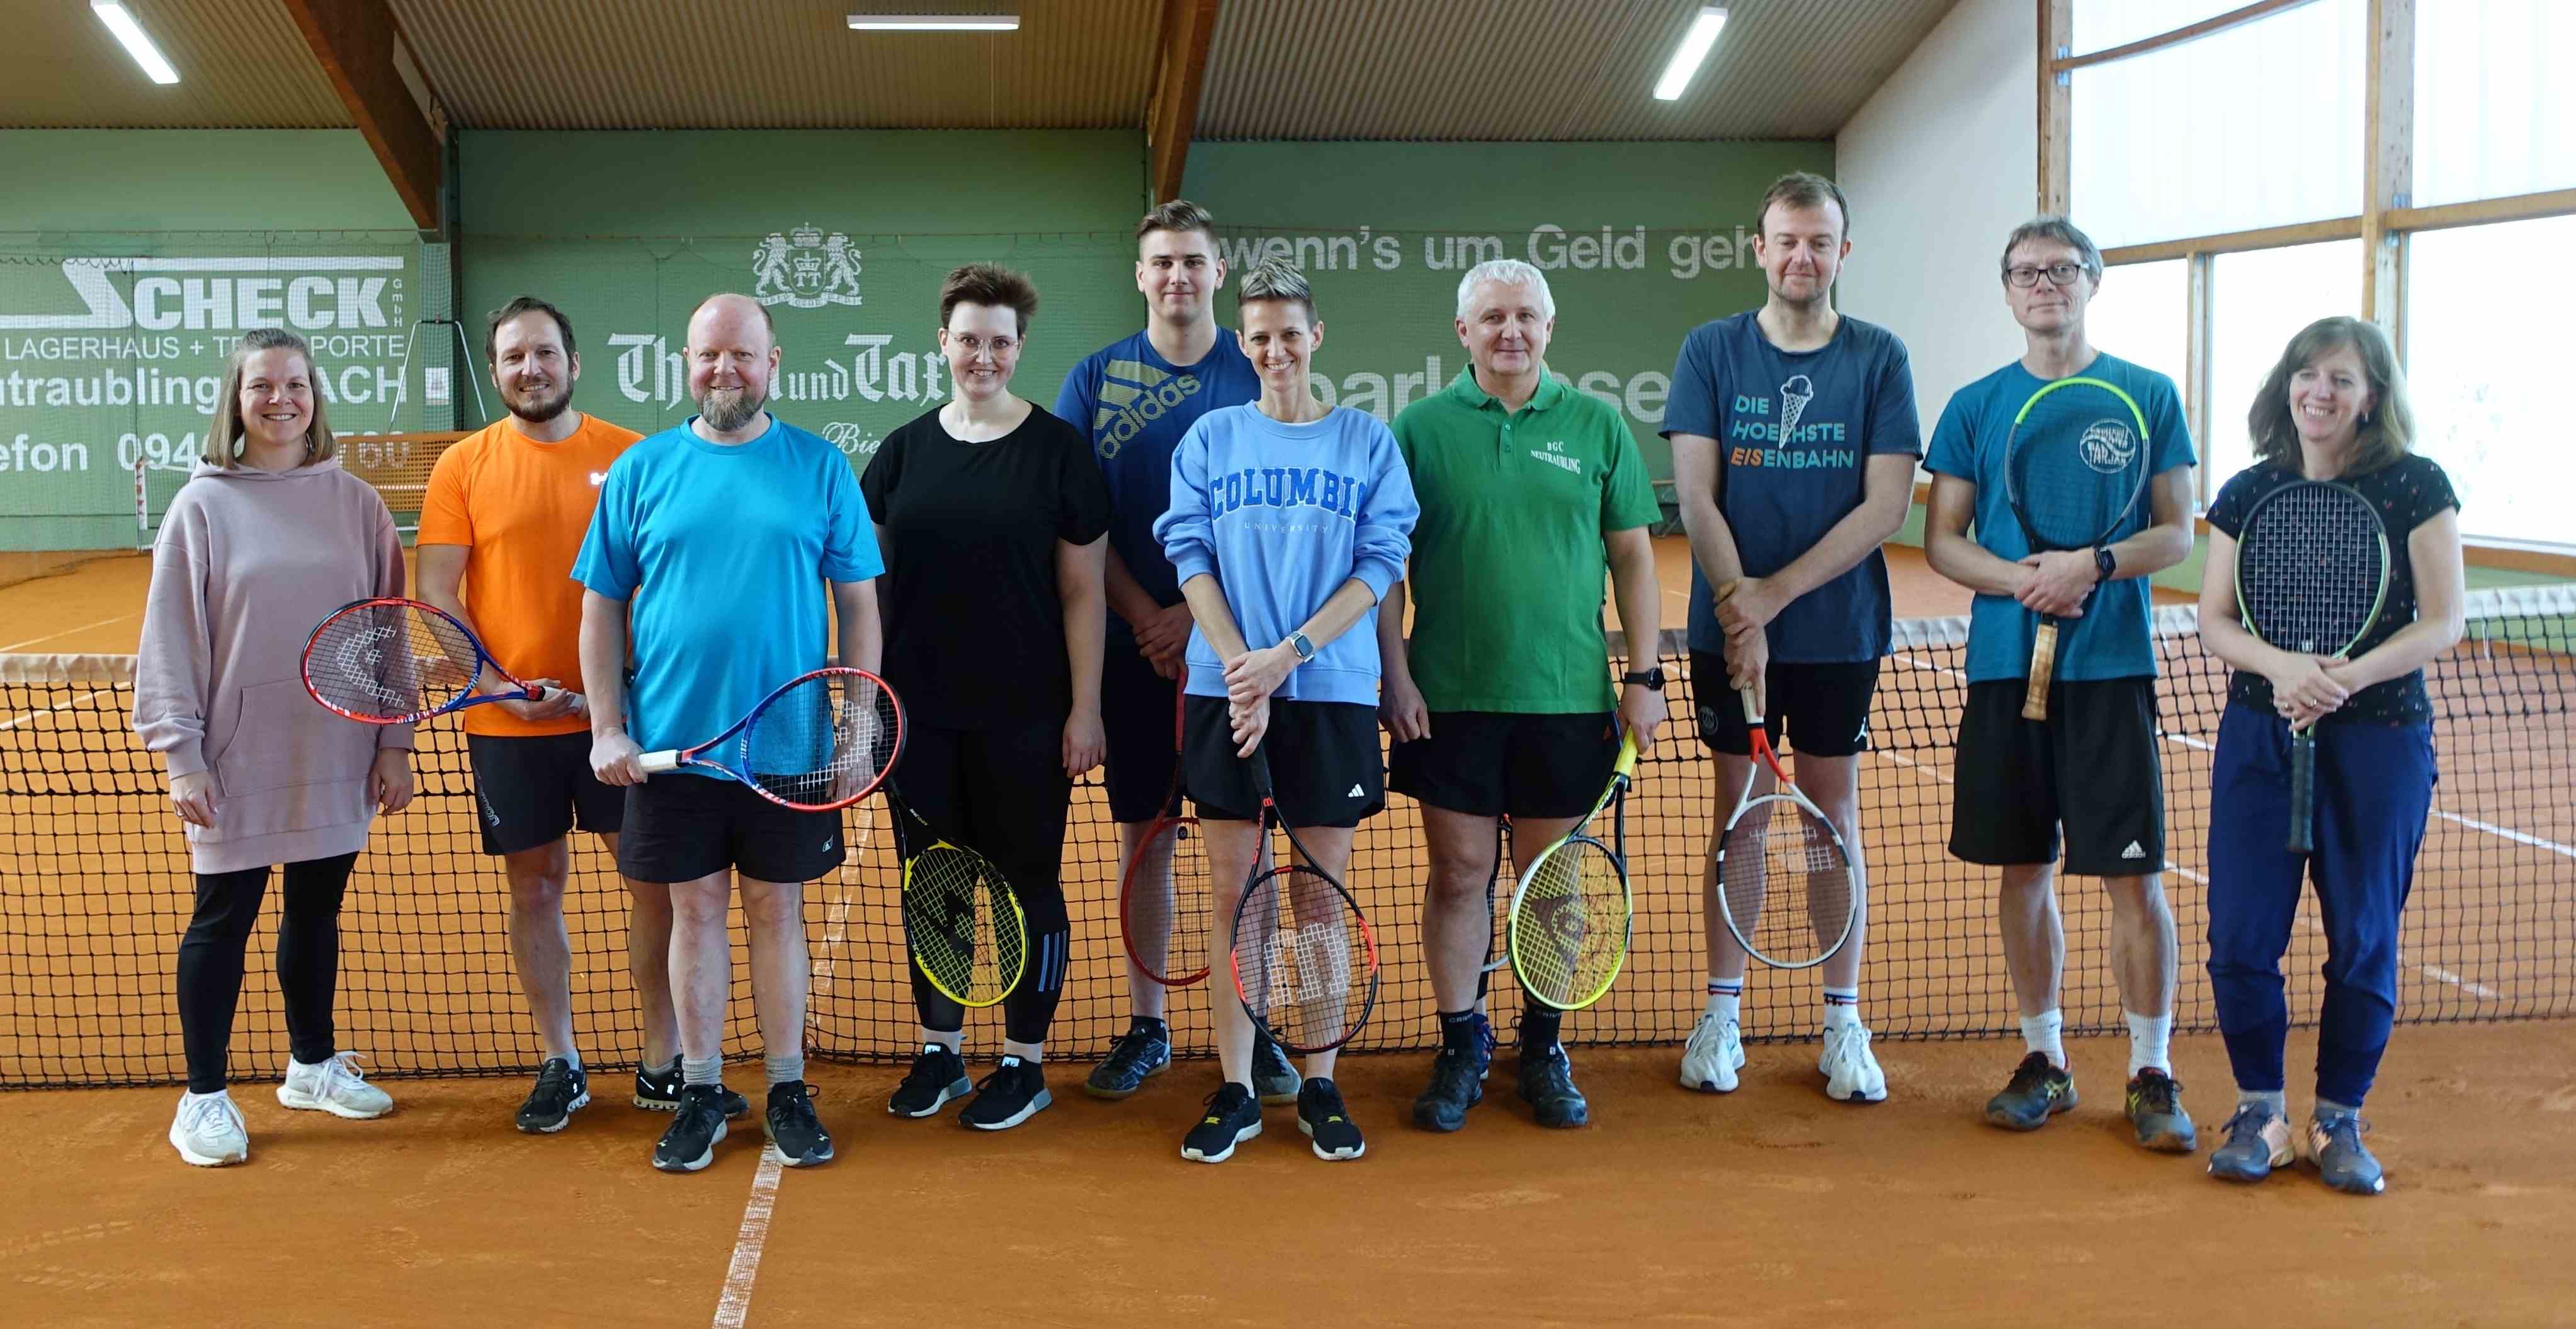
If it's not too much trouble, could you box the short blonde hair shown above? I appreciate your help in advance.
[203,328,336,466]
[1236,258,1314,322]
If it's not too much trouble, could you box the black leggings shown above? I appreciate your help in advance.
[176,852,360,1093]
[897,722,1072,1047]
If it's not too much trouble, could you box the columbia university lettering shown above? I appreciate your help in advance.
[1209,467,1366,520]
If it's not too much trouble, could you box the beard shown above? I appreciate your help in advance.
[501,378,573,424]
[696,383,767,433]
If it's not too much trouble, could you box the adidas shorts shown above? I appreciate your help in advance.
[1948,676,2165,878]
[1182,696,1383,830]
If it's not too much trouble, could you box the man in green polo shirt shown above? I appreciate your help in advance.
[1380,258,1668,1133]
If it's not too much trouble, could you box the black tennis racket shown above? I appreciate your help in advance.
[2233,479,2391,854]
[2004,376,2152,721]
[638,666,903,812]
[302,596,573,724]
[1227,748,1380,1056]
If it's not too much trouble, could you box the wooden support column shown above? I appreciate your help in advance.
[2362,0,2414,351]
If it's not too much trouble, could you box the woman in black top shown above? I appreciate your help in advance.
[861,263,1110,1131]
[2195,316,2465,1195]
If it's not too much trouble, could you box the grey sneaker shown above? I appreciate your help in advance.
[2207,1102,2294,1183]
[1250,1030,1302,1106]
[2307,1110,2386,1195]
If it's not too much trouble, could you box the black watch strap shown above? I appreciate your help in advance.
[1621,667,1665,691]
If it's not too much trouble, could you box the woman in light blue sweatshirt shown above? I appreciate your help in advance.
[1153,258,1418,1165]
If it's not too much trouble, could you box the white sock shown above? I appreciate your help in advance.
[919,1027,962,1052]
[2125,1010,2171,1078]
[2019,1010,2065,1067]
[1705,976,1744,1026]
[1002,1040,1045,1064]
[1822,986,1860,1030]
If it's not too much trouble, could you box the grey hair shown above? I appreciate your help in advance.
[1236,257,1315,320]
[1999,215,2106,283]
[1454,259,1556,321]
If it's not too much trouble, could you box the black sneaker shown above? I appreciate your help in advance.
[634,1064,749,1119]
[1517,1042,1591,1129]
[961,1056,1053,1131]
[1984,1052,2078,1131]
[888,1043,971,1118]
[1411,1017,1494,1132]
[1181,1083,1263,1164]
[1083,1019,1172,1100]
[1297,1077,1366,1161]
[651,1084,729,1173]
[1251,1030,1302,1106]
[763,1080,834,1166]
[515,1057,591,1134]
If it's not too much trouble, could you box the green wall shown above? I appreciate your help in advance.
[0,130,413,232]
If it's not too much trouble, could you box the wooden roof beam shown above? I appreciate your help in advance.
[280,0,442,232]
[1147,0,1220,204]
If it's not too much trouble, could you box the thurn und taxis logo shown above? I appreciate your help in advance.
[753,225,863,310]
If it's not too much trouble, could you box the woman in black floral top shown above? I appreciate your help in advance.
[2195,316,2465,1196]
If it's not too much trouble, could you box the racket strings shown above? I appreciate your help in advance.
[1510,839,1628,1009]
[743,673,901,806]
[904,847,1023,1007]
[1123,817,1211,985]
[1718,797,1856,964]
[2238,486,2388,652]
[2006,387,2149,549]
[1236,865,1371,1051]
[308,602,477,720]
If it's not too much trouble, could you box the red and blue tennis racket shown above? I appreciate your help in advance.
[303,596,570,725]
[638,667,905,813]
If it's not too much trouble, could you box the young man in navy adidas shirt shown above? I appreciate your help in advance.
[1052,202,1288,1102]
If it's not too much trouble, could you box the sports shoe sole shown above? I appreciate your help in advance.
[2208,1147,2292,1183]
[1181,1120,1261,1164]
[764,1126,835,1167]
[1682,1043,1747,1094]
[1985,1085,2078,1131]
[889,1075,973,1118]
[635,1087,751,1119]
[276,1085,392,1120]
[169,1126,247,1167]
[1298,1117,1366,1161]
[1082,1057,1171,1100]
[654,1118,727,1173]
[516,1088,593,1135]
[2131,1119,2198,1153]
[963,1088,1054,1132]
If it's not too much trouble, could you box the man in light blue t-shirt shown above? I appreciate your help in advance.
[1664,173,1920,1107]
[575,293,883,1175]
[1922,218,2199,1155]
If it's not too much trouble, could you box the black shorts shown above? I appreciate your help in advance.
[1099,645,1184,824]
[615,773,847,885]
[465,731,625,856]
[1183,696,1383,829]
[1948,676,2165,877]
[1691,652,1880,758]
[1388,711,1620,819]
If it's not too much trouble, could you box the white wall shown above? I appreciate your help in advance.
[1835,0,2036,438]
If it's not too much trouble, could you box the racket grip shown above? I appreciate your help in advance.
[637,750,681,775]
[2286,731,2317,855]
[2021,624,2059,721]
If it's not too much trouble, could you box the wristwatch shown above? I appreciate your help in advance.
[1286,631,1315,663]
[1621,667,1666,691]
[2092,546,2118,583]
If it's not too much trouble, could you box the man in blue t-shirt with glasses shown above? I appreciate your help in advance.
[1664,171,1920,1107]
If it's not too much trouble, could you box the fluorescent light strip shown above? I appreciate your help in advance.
[1653,6,1728,101]
[846,13,1020,30]
[92,3,180,84]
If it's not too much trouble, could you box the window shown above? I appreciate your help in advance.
[2405,215,2576,544]
[2068,0,2365,249]
[2072,0,2265,57]
[2414,0,2576,207]
[2204,240,2363,486]
[2085,259,2189,398]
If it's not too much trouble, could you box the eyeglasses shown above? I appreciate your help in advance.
[946,333,1018,356]
[2004,263,2089,288]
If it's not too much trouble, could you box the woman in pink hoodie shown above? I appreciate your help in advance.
[133,328,417,1167]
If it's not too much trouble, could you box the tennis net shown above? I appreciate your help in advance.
[4,585,2570,1088]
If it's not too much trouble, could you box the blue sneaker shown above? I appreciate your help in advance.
[2208,1102,2293,1183]
[2307,1111,2386,1195]
[1083,1019,1172,1100]
[1251,1031,1302,1106]
[2124,1069,2197,1153]
[1984,1052,2077,1131]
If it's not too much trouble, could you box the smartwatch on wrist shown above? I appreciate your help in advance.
[1621,667,1666,692]
[2092,546,2118,583]
[1286,631,1315,663]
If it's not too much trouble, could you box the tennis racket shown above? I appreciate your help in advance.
[2233,478,2391,855]
[887,782,1029,1009]
[637,666,902,813]
[1120,688,1212,987]
[1714,688,1859,969]
[1227,748,1380,1056]
[2004,376,2152,721]
[302,596,574,724]
[1503,729,1638,1011]
[1479,816,1515,978]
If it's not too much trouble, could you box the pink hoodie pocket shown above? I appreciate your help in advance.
[212,678,367,798]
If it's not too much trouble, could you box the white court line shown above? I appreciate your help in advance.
[1,688,113,733]
[809,821,876,993]
[1,612,137,653]
[1889,652,1965,682]
[2162,731,2572,861]
[712,1149,784,1329]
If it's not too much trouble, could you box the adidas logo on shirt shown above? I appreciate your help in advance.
[1092,358,1204,457]
[2120,840,2146,860]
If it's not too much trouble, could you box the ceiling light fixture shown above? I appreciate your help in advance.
[846,13,1021,31]
[1652,6,1728,102]
[92,2,180,84]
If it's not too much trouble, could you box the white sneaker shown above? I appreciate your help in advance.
[170,1090,249,1166]
[1820,1023,1888,1103]
[1681,1012,1746,1093]
[277,1051,394,1119]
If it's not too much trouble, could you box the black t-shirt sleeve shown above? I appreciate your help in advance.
[858,423,906,522]
[2385,453,2461,534]
[2205,462,2272,539]
[1044,409,1113,545]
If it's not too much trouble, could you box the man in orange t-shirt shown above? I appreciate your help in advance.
[419,297,741,1134]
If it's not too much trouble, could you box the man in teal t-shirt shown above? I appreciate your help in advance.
[1922,217,2199,1155]
[575,293,883,1176]
[1382,258,1665,1134]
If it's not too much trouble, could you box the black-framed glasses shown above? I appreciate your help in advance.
[2004,263,2088,288]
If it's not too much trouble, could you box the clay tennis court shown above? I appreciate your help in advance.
[6,540,2573,1325]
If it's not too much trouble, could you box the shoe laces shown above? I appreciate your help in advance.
[976,1058,1031,1094]
[1302,1078,1346,1118]
[179,1093,237,1134]
[534,1059,577,1096]
[1102,1025,1162,1064]
[2315,1112,2371,1149]
[899,1045,957,1090]
[310,1051,371,1094]
[2133,1071,2183,1112]
[1200,1083,1253,1119]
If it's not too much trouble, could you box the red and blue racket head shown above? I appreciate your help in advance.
[302,597,520,724]
[643,667,904,812]
[2235,478,2390,853]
